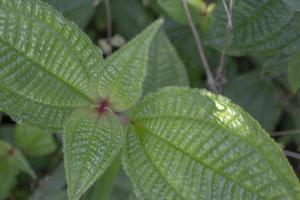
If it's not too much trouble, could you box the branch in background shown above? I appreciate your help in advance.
[104,0,112,42]
[272,130,300,137]
[284,150,300,160]
[181,0,218,93]
[143,0,151,6]
[216,0,234,88]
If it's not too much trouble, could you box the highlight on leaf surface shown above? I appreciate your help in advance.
[0,0,104,130]
[123,87,300,200]
[143,29,189,94]
[98,19,164,111]
[63,109,124,200]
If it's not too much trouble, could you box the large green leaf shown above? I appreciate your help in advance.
[43,0,95,29]
[143,29,189,94]
[0,0,104,130]
[63,109,124,200]
[123,87,300,199]
[224,71,282,131]
[208,0,300,55]
[98,19,163,111]
[15,123,57,157]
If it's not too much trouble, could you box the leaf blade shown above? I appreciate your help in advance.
[63,109,124,200]
[0,0,104,129]
[99,19,163,111]
[123,87,300,200]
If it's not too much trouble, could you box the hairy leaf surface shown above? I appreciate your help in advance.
[43,0,95,29]
[123,87,300,200]
[0,0,104,129]
[284,0,300,11]
[99,19,163,111]
[15,123,57,157]
[63,109,124,200]
[209,0,300,55]
[143,29,189,94]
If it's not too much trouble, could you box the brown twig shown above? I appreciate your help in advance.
[181,0,218,93]
[216,0,234,88]
[104,0,112,42]
[284,150,300,160]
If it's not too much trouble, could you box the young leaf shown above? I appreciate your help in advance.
[63,109,124,200]
[15,123,57,157]
[0,0,104,130]
[123,87,300,200]
[288,53,300,93]
[209,0,300,55]
[143,29,189,94]
[98,19,163,111]
[43,0,95,29]
[0,140,36,179]
[224,71,282,131]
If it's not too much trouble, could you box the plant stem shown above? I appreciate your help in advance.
[181,0,217,93]
[104,0,112,42]
[271,130,300,137]
[284,150,300,160]
[216,0,234,88]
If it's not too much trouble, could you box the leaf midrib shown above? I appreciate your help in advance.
[133,116,292,198]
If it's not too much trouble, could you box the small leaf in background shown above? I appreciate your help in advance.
[43,0,96,29]
[63,109,124,200]
[157,0,213,29]
[284,0,300,12]
[29,164,66,200]
[208,0,300,55]
[288,52,300,93]
[123,87,300,199]
[143,29,189,94]
[224,71,282,131]
[98,19,163,111]
[0,140,36,199]
[15,123,57,157]
[111,0,154,39]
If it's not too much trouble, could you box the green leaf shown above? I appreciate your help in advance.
[156,0,207,25]
[209,0,300,55]
[43,0,95,29]
[0,0,104,130]
[98,19,163,111]
[284,0,300,11]
[63,109,124,200]
[0,168,16,200]
[15,123,57,157]
[288,53,300,93]
[0,140,36,179]
[143,29,189,94]
[224,71,282,131]
[111,0,154,39]
[123,87,300,199]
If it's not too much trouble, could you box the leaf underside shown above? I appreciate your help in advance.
[63,109,124,200]
[123,87,300,200]
[98,19,163,111]
[0,0,104,130]
[208,0,300,55]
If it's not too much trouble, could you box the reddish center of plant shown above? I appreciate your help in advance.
[96,99,110,114]
[7,148,15,156]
